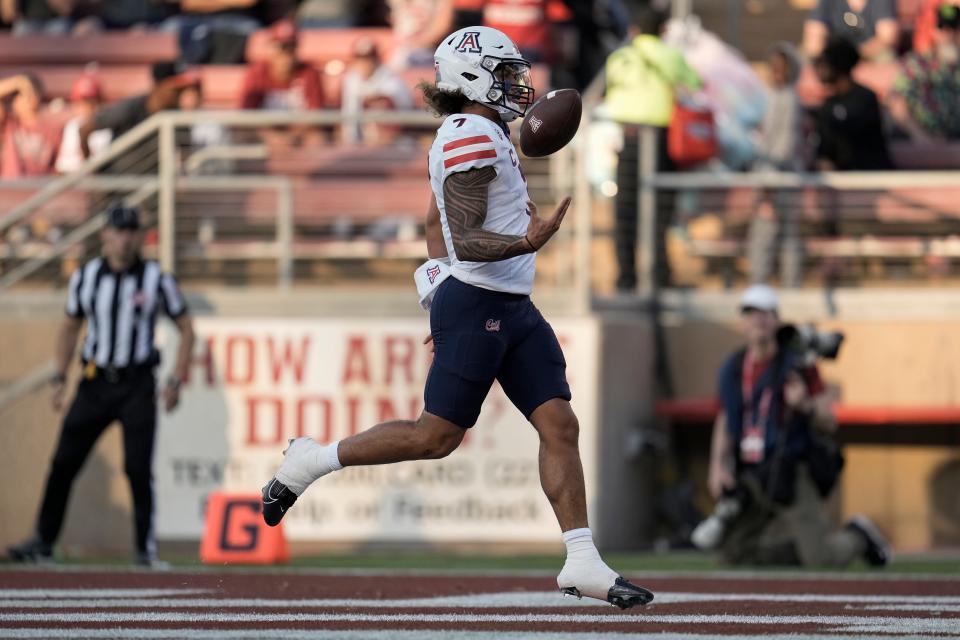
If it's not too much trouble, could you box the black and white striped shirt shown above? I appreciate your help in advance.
[65,257,188,368]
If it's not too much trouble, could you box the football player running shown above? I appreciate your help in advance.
[262,26,653,609]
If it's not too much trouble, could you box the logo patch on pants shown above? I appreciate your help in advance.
[485,319,501,332]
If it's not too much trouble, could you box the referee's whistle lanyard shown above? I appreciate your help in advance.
[740,350,774,465]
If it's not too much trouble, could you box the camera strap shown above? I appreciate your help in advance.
[764,351,795,504]
[740,350,774,464]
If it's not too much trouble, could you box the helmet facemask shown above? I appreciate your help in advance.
[480,57,534,121]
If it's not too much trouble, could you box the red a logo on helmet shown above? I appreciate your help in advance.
[455,32,482,54]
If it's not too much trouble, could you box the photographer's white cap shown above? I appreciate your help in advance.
[740,284,779,313]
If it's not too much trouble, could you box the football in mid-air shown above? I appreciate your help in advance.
[519,88,582,157]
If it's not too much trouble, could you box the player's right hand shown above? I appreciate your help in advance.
[525,196,572,251]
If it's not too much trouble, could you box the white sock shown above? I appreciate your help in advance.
[557,528,619,596]
[562,528,604,563]
[276,438,343,495]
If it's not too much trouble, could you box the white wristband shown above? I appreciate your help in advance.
[414,257,451,311]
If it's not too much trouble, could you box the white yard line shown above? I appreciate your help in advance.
[1,611,960,632]
[861,603,960,612]
[2,565,957,582]
[2,591,960,609]
[0,590,211,599]
[0,631,952,640]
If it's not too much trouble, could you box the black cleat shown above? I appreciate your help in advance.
[561,577,655,609]
[7,537,53,564]
[261,477,298,527]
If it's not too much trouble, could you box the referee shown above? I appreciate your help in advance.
[6,205,195,567]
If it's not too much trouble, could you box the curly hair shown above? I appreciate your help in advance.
[818,36,860,76]
[419,82,473,116]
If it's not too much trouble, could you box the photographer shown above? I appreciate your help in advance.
[699,285,890,567]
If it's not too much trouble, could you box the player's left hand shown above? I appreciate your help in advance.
[162,379,181,412]
[423,333,434,354]
[525,196,571,251]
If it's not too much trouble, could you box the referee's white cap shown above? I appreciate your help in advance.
[740,284,779,313]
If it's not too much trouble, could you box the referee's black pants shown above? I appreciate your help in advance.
[36,368,157,555]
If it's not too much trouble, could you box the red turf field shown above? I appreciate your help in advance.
[1,566,958,638]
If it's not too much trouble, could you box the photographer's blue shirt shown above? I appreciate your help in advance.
[717,348,824,466]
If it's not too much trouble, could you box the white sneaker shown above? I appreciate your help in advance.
[557,560,654,609]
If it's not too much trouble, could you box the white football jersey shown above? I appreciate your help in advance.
[428,113,535,295]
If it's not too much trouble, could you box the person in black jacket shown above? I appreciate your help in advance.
[814,37,894,170]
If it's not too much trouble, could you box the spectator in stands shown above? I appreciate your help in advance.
[452,0,483,31]
[802,0,899,60]
[813,37,893,170]
[239,18,324,110]
[0,74,61,179]
[55,74,112,174]
[341,36,414,144]
[697,284,891,568]
[163,0,263,34]
[914,0,949,54]
[162,0,266,64]
[603,4,700,291]
[79,61,194,157]
[748,42,804,288]
[889,4,960,141]
[482,0,571,64]
[87,0,173,31]
[177,71,231,172]
[1,0,78,35]
[387,0,454,67]
[296,0,358,27]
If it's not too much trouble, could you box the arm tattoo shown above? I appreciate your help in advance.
[442,167,531,262]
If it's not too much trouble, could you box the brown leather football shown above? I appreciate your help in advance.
[519,88,582,157]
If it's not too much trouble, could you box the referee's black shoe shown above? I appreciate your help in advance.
[7,536,53,564]
[261,477,298,527]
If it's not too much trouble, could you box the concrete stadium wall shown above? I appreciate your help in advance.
[0,290,658,558]
[2,288,959,557]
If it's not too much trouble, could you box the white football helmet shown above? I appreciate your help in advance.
[433,26,534,122]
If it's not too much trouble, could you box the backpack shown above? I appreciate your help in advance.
[667,98,718,168]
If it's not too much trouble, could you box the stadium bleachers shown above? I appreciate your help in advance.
[0,16,957,289]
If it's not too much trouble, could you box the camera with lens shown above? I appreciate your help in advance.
[776,323,845,366]
[690,487,749,550]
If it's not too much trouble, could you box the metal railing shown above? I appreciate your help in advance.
[0,109,585,302]
[571,118,960,296]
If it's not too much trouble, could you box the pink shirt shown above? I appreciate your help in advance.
[1,115,62,179]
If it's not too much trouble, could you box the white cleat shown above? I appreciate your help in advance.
[275,437,324,495]
[557,561,654,609]
[261,437,323,527]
